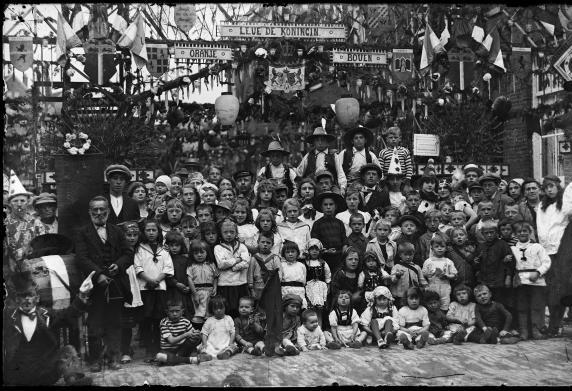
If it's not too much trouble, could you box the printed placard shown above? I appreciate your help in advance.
[174,43,233,61]
[413,134,440,156]
[219,22,346,40]
[331,49,388,66]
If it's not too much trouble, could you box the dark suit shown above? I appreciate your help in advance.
[489,191,513,221]
[3,297,87,385]
[105,194,140,225]
[74,222,133,362]
[363,189,391,215]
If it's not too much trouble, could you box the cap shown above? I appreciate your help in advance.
[463,164,483,177]
[315,170,334,182]
[478,173,501,186]
[307,238,324,251]
[233,170,253,181]
[155,175,172,189]
[105,164,132,180]
[32,192,57,207]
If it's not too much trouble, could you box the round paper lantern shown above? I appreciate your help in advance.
[215,92,239,126]
[335,94,360,129]
[491,96,512,121]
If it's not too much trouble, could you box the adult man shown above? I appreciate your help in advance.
[105,164,140,225]
[32,192,58,235]
[520,178,542,230]
[479,173,512,220]
[234,170,255,205]
[74,196,133,371]
[359,163,390,215]
[461,164,484,203]
[336,126,381,186]
[254,141,298,198]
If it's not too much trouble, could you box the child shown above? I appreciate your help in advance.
[446,228,477,288]
[213,218,250,318]
[511,221,551,340]
[255,141,297,198]
[422,233,458,311]
[470,201,497,245]
[212,200,232,223]
[274,182,290,211]
[474,220,515,315]
[181,184,200,217]
[403,190,426,234]
[498,219,518,247]
[150,175,171,213]
[378,126,413,187]
[315,170,336,194]
[233,198,258,253]
[134,219,174,359]
[280,240,308,309]
[180,215,199,252]
[297,178,323,229]
[417,174,439,214]
[275,293,303,356]
[419,210,442,261]
[198,296,240,360]
[297,309,327,351]
[277,198,311,258]
[424,290,466,345]
[438,201,454,234]
[234,297,265,355]
[187,240,219,328]
[254,208,283,256]
[358,286,399,349]
[452,192,479,229]
[396,287,430,349]
[305,238,331,326]
[248,231,282,301]
[296,126,343,187]
[382,206,402,242]
[330,247,361,310]
[336,188,371,237]
[366,219,397,274]
[395,215,424,267]
[448,210,468,234]
[253,179,279,217]
[155,300,201,365]
[200,221,218,247]
[311,192,348,272]
[468,284,519,344]
[346,213,368,259]
[165,231,193,321]
[326,290,362,348]
[196,204,214,224]
[198,183,218,205]
[446,284,477,343]
[358,251,391,305]
[391,242,428,308]
[468,184,486,213]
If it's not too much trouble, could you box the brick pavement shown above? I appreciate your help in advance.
[90,336,572,387]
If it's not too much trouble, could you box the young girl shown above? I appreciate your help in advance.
[181,184,200,217]
[358,286,399,349]
[422,234,458,311]
[159,199,185,242]
[366,219,397,273]
[198,296,239,361]
[369,205,402,241]
[446,284,477,342]
[199,183,218,205]
[330,247,361,309]
[253,179,279,217]
[233,199,258,254]
[418,175,439,214]
[305,239,331,326]
[336,188,371,237]
[253,208,283,255]
[326,290,361,348]
[187,240,219,328]
[280,240,307,309]
[277,198,311,258]
[396,287,431,349]
[446,228,477,288]
[165,231,193,321]
[134,219,174,359]
[438,201,455,234]
[180,215,199,252]
[311,192,348,273]
[358,251,391,305]
[297,178,323,229]
[452,192,479,230]
[213,218,250,318]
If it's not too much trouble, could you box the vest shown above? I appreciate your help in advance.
[334,307,354,326]
[306,260,326,281]
[371,305,393,320]
[341,147,372,175]
[305,152,337,180]
[264,164,294,196]
[363,270,384,292]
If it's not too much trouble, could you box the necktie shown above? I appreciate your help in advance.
[19,308,37,320]
[380,243,388,264]
[97,226,107,243]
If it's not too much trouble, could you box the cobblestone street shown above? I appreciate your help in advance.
[91,333,572,387]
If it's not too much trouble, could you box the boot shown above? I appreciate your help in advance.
[531,310,548,340]
[518,313,529,341]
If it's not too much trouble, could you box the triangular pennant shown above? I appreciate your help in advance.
[8,170,30,199]
[388,147,403,175]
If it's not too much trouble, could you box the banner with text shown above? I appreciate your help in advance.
[331,49,388,66]
[219,23,346,40]
[174,43,234,61]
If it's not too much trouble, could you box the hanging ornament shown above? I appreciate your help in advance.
[334,94,360,128]
[482,73,492,81]
[214,92,239,126]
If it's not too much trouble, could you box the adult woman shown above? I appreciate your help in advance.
[437,182,452,203]
[219,187,237,205]
[187,172,205,188]
[297,177,322,229]
[536,176,572,337]
[128,181,152,220]
[218,177,236,192]
[159,199,186,242]
[507,178,524,203]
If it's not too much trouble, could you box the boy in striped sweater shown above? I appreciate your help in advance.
[378,127,413,191]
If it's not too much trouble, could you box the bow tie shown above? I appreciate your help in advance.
[19,308,37,320]
[362,187,376,194]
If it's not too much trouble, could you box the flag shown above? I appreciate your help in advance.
[483,27,506,72]
[117,12,148,70]
[535,7,558,36]
[558,5,572,32]
[419,21,443,75]
[440,16,450,47]
[471,15,485,43]
[54,11,82,66]
[71,5,90,33]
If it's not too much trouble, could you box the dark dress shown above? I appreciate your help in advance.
[166,254,194,319]
[330,269,359,311]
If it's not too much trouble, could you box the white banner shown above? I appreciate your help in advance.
[174,43,233,61]
[219,23,346,40]
[331,49,387,66]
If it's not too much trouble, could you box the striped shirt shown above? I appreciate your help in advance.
[160,317,193,350]
[378,146,413,179]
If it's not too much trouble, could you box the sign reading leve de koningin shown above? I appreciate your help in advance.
[331,49,388,66]
[218,22,346,40]
[174,43,233,61]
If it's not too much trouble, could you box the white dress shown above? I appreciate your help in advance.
[201,315,235,357]
[328,308,360,344]
[280,260,307,308]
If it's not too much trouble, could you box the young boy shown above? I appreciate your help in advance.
[391,242,428,308]
[336,126,380,185]
[196,204,214,224]
[297,309,327,351]
[315,170,335,194]
[274,182,290,211]
[378,126,413,189]
[396,287,430,349]
[424,290,466,345]
[418,210,442,261]
[511,221,551,340]
[422,234,458,311]
[311,192,348,273]
[275,294,303,356]
[468,184,486,214]
[212,200,232,224]
[346,213,368,260]
[468,284,519,344]
[446,284,477,343]
[469,201,497,245]
[403,190,426,234]
[438,201,454,234]
[248,232,282,301]
[255,141,297,198]
[498,219,518,247]
[366,219,397,273]
[181,215,200,251]
[234,297,266,355]
[395,215,424,267]
[337,188,371,237]
[155,300,201,365]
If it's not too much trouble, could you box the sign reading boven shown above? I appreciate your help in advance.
[331,49,388,66]
[218,22,346,40]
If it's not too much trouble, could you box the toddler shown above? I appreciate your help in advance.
[150,175,171,213]
[275,294,303,356]
[358,251,391,305]
[187,239,219,327]
[277,198,311,257]
[155,300,201,365]
[422,233,458,311]
[326,290,361,349]
[424,290,466,345]
[248,231,281,301]
[391,242,428,308]
[358,286,399,349]
[305,238,331,326]
[297,309,327,351]
[396,287,430,349]
[234,297,265,355]
[198,296,240,360]
[346,213,367,259]
[280,240,307,309]
[366,219,397,273]
[446,284,477,343]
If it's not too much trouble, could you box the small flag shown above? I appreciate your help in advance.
[471,15,485,43]
[420,21,443,75]
[71,5,90,33]
[535,7,558,36]
[483,27,506,72]
[440,16,451,47]
[54,11,82,66]
[117,12,148,70]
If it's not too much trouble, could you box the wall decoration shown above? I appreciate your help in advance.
[392,48,414,82]
[9,36,34,72]
[219,22,346,41]
[265,64,305,93]
[174,4,197,33]
[552,36,572,81]
[83,39,117,85]
[146,43,170,77]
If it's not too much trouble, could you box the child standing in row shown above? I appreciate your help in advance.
[248,232,282,301]
[166,231,193,321]
[446,228,477,288]
[422,234,458,311]
[358,251,391,305]
[391,242,428,308]
[187,240,218,328]
[305,239,331,326]
[346,213,368,259]
[278,198,311,258]
[254,208,283,255]
[280,240,307,309]
[366,219,397,273]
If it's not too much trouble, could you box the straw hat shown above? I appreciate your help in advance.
[261,141,290,157]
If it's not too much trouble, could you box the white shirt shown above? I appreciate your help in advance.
[296,149,347,193]
[336,147,381,178]
[254,163,298,197]
[336,210,371,236]
[21,307,37,342]
[94,224,107,243]
[134,243,174,290]
[110,194,123,217]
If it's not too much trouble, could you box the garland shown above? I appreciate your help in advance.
[63,131,92,155]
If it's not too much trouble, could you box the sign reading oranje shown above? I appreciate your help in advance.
[218,22,346,40]
[174,43,233,61]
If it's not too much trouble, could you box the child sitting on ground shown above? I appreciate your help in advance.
[275,294,303,356]
[234,297,265,356]
[423,290,466,345]
[358,286,399,349]
[422,233,458,311]
[297,309,328,351]
[155,300,201,365]
[396,287,430,350]
[391,242,428,308]
[325,290,362,349]
[198,296,240,361]
[446,284,477,343]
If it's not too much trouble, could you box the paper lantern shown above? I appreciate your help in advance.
[491,96,512,121]
[335,94,360,129]
[215,92,239,126]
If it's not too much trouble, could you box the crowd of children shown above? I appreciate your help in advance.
[4,124,572,380]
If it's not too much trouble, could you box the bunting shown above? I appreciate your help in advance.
[54,11,82,66]
[117,12,148,70]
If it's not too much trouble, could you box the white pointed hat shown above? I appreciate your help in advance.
[8,170,32,200]
[387,148,404,177]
